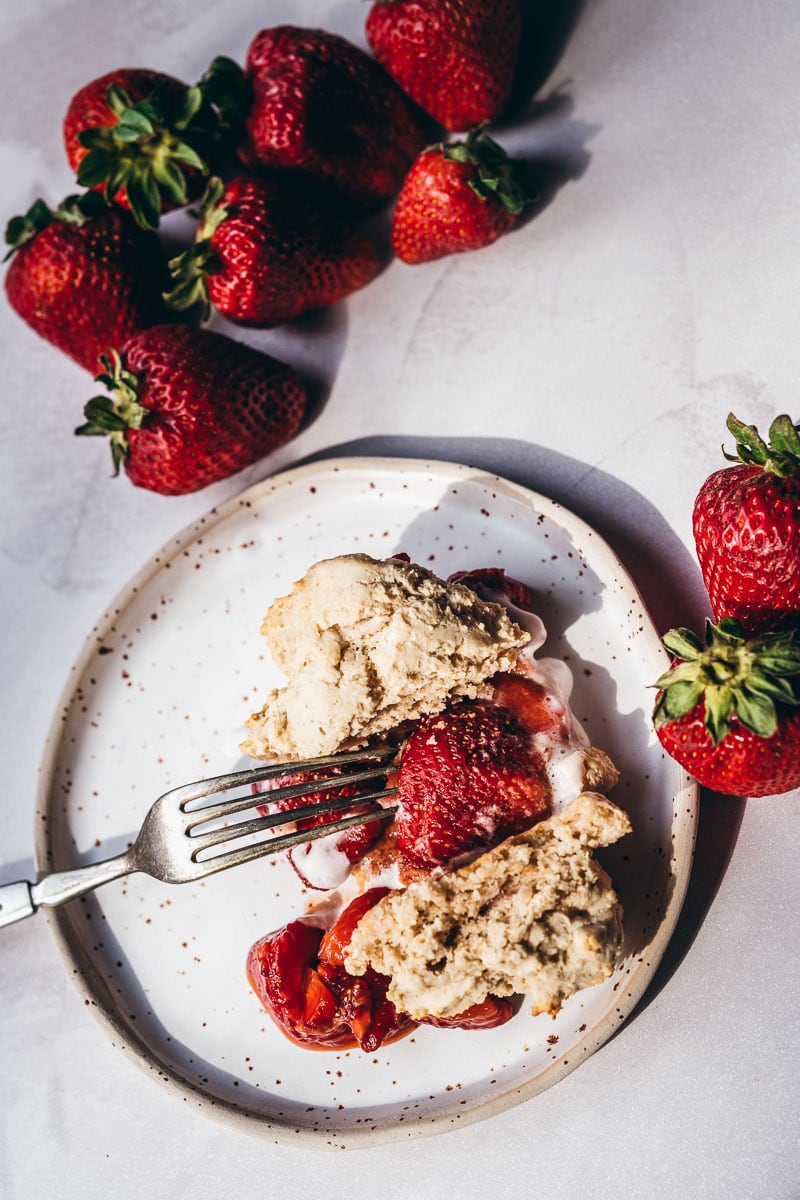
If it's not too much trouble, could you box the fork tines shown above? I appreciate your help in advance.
[178,746,398,866]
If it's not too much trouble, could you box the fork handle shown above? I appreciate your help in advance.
[0,881,35,929]
[0,851,134,929]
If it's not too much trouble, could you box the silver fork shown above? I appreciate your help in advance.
[0,748,398,930]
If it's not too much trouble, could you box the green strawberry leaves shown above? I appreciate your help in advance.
[76,78,226,230]
[653,618,800,745]
[4,192,109,258]
[75,351,148,476]
[163,177,228,317]
[441,127,530,215]
[723,412,800,478]
[198,56,252,139]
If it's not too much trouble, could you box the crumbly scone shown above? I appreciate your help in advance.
[579,746,620,792]
[345,792,631,1020]
[241,553,528,759]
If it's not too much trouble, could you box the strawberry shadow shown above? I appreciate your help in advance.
[296,433,745,1004]
[204,303,349,432]
[511,0,591,111]
[494,87,599,231]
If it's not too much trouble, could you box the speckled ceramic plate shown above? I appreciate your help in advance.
[36,457,697,1149]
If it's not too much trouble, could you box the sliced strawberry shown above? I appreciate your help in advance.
[247,920,353,1048]
[421,995,514,1031]
[317,889,413,1052]
[318,887,391,965]
[395,699,550,870]
[491,673,571,742]
[256,764,391,889]
[448,567,538,613]
[248,891,414,1051]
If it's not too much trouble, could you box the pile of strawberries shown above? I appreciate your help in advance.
[653,413,800,799]
[4,4,529,496]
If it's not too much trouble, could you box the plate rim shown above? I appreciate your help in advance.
[34,454,698,1149]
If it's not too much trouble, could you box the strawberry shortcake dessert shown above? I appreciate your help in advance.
[242,553,630,1052]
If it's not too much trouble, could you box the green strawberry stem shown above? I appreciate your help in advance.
[653,618,800,745]
[198,56,252,139]
[75,351,148,475]
[76,80,219,230]
[723,412,800,478]
[163,176,227,317]
[4,192,109,258]
[441,127,531,215]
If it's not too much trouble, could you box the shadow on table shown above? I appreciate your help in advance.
[291,432,745,998]
[512,0,592,110]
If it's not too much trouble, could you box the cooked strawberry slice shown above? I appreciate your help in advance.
[256,763,391,889]
[247,920,353,1048]
[448,567,538,613]
[491,673,571,742]
[318,887,391,965]
[317,889,413,1052]
[421,995,514,1031]
[248,891,414,1051]
[395,699,551,870]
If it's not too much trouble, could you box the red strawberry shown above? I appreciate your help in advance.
[448,566,537,613]
[166,176,380,327]
[235,26,426,212]
[248,890,414,1051]
[63,68,218,229]
[653,619,800,797]
[4,192,172,374]
[420,995,514,1031]
[255,760,392,890]
[247,919,355,1048]
[491,674,571,743]
[392,129,528,264]
[395,698,550,869]
[74,325,306,495]
[366,0,522,131]
[693,413,800,634]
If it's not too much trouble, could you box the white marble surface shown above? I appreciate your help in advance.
[1,0,798,1195]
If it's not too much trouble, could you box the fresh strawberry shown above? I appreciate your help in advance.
[248,890,414,1051]
[166,176,380,327]
[74,325,306,495]
[693,413,800,634]
[395,698,550,869]
[392,129,528,264]
[653,619,800,797]
[255,760,392,890]
[63,68,219,229]
[366,0,521,131]
[4,192,172,373]
[230,26,426,212]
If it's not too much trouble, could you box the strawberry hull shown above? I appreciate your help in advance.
[63,68,206,221]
